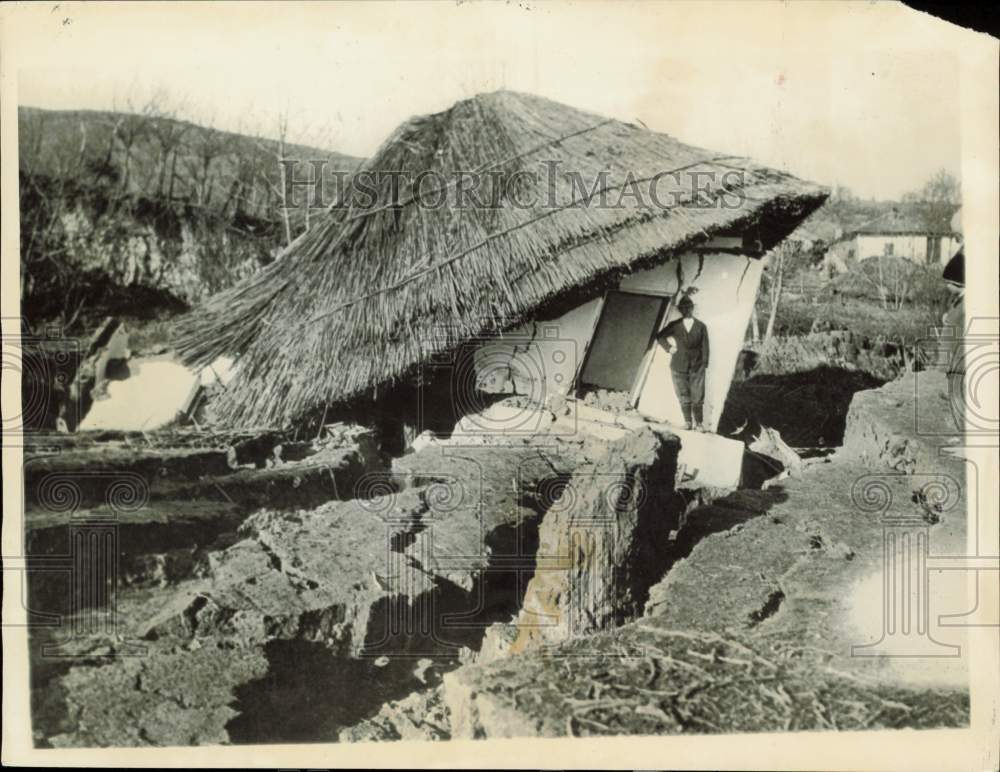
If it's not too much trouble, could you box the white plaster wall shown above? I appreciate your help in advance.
[474,298,601,401]
[857,235,961,266]
[943,236,962,264]
[857,235,927,262]
[474,250,764,432]
[628,253,763,430]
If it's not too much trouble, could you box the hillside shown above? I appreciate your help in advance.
[19,106,360,224]
[18,106,362,329]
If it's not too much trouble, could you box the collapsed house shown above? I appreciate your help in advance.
[28,94,837,744]
[175,91,826,461]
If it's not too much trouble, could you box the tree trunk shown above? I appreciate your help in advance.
[278,150,292,246]
[120,148,132,195]
[763,252,783,343]
[168,151,179,200]
[156,147,169,197]
[877,257,887,310]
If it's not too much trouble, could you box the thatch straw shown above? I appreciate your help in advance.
[174,90,827,428]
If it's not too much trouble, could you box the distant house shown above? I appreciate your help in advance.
[850,204,961,266]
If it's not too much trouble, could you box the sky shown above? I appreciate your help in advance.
[8,1,976,201]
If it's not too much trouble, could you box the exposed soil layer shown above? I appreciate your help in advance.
[719,366,885,447]
[721,331,915,447]
[385,372,971,738]
[27,435,609,746]
[510,425,681,652]
[24,429,381,620]
[27,371,970,745]
[25,425,390,746]
[646,371,967,686]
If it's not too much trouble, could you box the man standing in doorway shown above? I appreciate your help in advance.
[657,295,709,431]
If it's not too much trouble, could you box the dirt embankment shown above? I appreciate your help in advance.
[28,365,970,745]
[28,425,607,746]
[26,425,383,745]
[720,331,908,447]
[19,106,362,329]
[434,371,969,740]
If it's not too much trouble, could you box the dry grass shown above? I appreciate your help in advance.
[175,90,826,428]
[767,295,944,344]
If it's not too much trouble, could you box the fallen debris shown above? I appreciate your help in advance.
[338,688,451,742]
[443,623,968,739]
[27,368,972,747]
[62,317,130,430]
[749,426,803,477]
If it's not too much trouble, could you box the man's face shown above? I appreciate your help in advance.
[680,303,694,318]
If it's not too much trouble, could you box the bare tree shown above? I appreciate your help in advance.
[19,110,95,326]
[106,94,157,196]
[184,115,230,208]
[855,256,914,311]
[252,107,346,246]
[749,305,761,344]
[18,108,49,171]
[902,168,961,232]
[146,93,191,200]
[241,110,292,246]
[262,110,294,246]
[225,114,268,223]
[761,241,796,343]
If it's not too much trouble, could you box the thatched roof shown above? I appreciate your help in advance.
[175,90,827,428]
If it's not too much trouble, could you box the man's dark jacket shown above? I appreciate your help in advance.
[657,318,709,373]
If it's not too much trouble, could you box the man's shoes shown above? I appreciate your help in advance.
[683,421,693,431]
[693,422,706,433]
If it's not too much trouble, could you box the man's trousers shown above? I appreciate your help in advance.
[671,368,706,426]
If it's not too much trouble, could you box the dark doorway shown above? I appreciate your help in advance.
[576,291,667,393]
